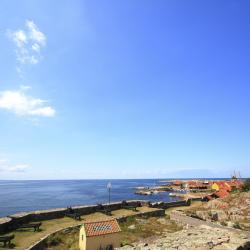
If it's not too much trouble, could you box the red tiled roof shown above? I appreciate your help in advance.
[214,189,229,199]
[188,181,197,185]
[84,219,121,237]
[173,180,182,185]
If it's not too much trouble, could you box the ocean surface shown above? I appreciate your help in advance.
[0,179,182,218]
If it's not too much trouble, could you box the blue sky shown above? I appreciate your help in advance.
[0,0,250,179]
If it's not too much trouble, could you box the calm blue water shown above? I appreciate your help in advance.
[0,179,181,218]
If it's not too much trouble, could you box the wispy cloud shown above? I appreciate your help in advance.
[0,88,55,117]
[8,20,46,67]
[0,158,29,173]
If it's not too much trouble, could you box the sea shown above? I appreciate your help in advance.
[0,179,182,218]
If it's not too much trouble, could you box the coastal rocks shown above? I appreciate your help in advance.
[117,225,249,250]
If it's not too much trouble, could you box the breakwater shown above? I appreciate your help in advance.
[0,199,191,234]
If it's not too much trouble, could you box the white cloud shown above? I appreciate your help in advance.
[8,20,46,66]
[8,164,29,173]
[32,43,40,52]
[20,85,31,90]
[12,30,27,47]
[0,89,55,117]
[26,20,46,46]
[0,158,29,173]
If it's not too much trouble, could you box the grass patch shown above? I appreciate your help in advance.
[45,228,79,250]
[119,216,182,246]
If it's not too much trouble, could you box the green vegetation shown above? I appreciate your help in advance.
[45,228,79,250]
[119,216,182,246]
[46,234,62,247]
[241,179,250,191]
[220,221,227,227]
[233,222,241,229]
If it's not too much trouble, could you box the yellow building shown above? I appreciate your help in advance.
[211,182,231,192]
[211,183,220,191]
[79,219,121,250]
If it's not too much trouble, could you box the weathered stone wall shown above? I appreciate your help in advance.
[149,199,189,209]
[117,208,165,223]
[0,200,146,233]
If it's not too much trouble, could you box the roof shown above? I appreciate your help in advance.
[213,182,231,191]
[84,219,121,237]
[214,189,229,199]
[173,180,183,185]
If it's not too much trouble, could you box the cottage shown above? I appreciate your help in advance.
[79,219,121,250]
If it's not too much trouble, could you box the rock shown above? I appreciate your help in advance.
[136,218,147,224]
[128,224,136,230]
[196,211,209,220]
[211,210,228,221]
[157,218,169,225]
[117,225,249,250]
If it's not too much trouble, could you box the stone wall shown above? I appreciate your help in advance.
[0,200,146,233]
[149,199,189,209]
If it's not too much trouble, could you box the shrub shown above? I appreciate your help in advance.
[241,179,250,192]
[233,222,241,229]
[120,239,133,247]
[46,235,62,246]
[220,221,227,226]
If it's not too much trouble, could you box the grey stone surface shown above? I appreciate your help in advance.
[117,225,250,250]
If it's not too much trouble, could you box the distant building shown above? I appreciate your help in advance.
[227,180,244,191]
[79,219,121,250]
[213,189,230,199]
[203,189,230,201]
[211,182,231,192]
